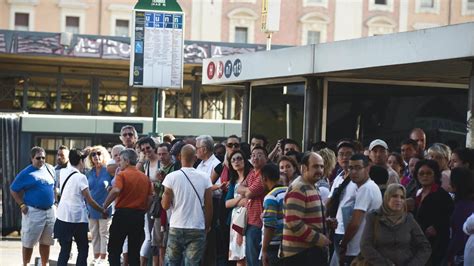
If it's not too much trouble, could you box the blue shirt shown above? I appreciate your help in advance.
[10,164,55,209]
[87,166,112,219]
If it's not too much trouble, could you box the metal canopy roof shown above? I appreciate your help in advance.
[203,22,474,87]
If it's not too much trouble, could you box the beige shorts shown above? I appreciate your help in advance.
[21,206,55,248]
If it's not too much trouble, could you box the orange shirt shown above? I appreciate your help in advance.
[114,166,152,210]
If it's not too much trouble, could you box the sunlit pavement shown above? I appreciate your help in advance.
[1,237,98,266]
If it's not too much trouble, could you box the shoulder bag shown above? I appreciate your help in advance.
[58,171,78,203]
[180,169,205,215]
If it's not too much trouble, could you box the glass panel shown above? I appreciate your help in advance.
[420,0,434,8]
[375,0,387,4]
[250,83,305,148]
[325,82,468,150]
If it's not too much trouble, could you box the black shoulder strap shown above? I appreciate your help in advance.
[180,169,204,209]
[45,165,55,180]
[60,171,79,199]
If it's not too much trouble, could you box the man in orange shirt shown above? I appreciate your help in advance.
[103,148,153,266]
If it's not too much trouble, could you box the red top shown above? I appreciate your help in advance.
[244,169,265,228]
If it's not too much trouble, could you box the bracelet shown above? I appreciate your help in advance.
[19,203,25,209]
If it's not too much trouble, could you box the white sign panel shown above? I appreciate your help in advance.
[130,10,184,89]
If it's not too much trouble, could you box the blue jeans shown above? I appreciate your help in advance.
[166,228,206,266]
[245,224,262,266]
[53,219,89,266]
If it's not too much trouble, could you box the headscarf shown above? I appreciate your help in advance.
[380,183,407,226]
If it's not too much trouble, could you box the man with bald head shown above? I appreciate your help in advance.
[162,144,213,266]
[410,128,427,155]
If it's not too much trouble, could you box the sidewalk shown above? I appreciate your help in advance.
[0,237,98,266]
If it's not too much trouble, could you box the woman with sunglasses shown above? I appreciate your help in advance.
[136,137,161,266]
[85,145,112,264]
[226,150,252,265]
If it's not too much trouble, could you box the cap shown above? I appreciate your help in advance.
[369,139,388,151]
[106,159,116,166]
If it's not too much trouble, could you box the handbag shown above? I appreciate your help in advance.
[350,215,380,266]
[231,206,248,235]
[148,195,161,219]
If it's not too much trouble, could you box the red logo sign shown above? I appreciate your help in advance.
[207,62,216,80]
[217,61,224,79]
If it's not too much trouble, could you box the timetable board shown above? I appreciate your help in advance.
[130,10,184,89]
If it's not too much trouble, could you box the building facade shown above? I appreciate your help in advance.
[2,0,474,46]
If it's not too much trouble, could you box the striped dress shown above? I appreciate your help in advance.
[280,176,327,258]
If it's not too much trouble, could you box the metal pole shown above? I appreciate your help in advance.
[303,78,323,151]
[152,87,159,136]
[266,33,272,51]
[241,83,251,142]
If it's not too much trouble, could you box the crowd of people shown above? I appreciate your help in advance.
[9,126,474,266]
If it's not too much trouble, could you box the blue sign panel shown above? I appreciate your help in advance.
[155,13,164,28]
[145,13,154,28]
[224,60,233,78]
[233,59,242,77]
[164,14,174,29]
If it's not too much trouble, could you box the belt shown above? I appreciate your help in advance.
[29,205,52,211]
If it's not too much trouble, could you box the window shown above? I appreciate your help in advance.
[369,0,393,12]
[235,27,248,43]
[300,12,328,45]
[420,0,434,8]
[303,0,328,8]
[307,31,321,45]
[366,16,396,36]
[462,0,474,15]
[65,16,80,34]
[115,19,129,37]
[14,13,29,31]
[228,8,258,43]
[468,0,474,9]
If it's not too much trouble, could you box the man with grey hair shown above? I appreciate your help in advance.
[195,135,221,266]
[103,148,153,266]
[120,125,138,149]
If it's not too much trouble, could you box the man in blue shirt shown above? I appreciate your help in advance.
[10,146,56,266]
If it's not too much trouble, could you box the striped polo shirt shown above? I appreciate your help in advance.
[280,176,327,258]
[262,186,288,246]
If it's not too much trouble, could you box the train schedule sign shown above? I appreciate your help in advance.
[130,0,184,89]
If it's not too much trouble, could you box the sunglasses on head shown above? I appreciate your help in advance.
[231,156,243,162]
[122,132,134,137]
[141,146,151,152]
[35,156,45,160]
[226,143,240,148]
[91,152,102,157]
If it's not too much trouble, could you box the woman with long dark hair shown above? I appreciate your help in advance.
[225,150,252,265]
[413,159,454,265]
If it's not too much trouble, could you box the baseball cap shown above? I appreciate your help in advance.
[369,139,388,151]
[106,159,116,166]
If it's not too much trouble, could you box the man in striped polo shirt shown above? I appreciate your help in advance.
[261,163,287,266]
[280,152,331,265]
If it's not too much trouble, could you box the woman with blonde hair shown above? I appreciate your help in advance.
[85,145,112,264]
[360,184,431,265]
[316,148,336,203]
[427,143,452,192]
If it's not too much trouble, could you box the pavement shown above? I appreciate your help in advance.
[0,237,99,266]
